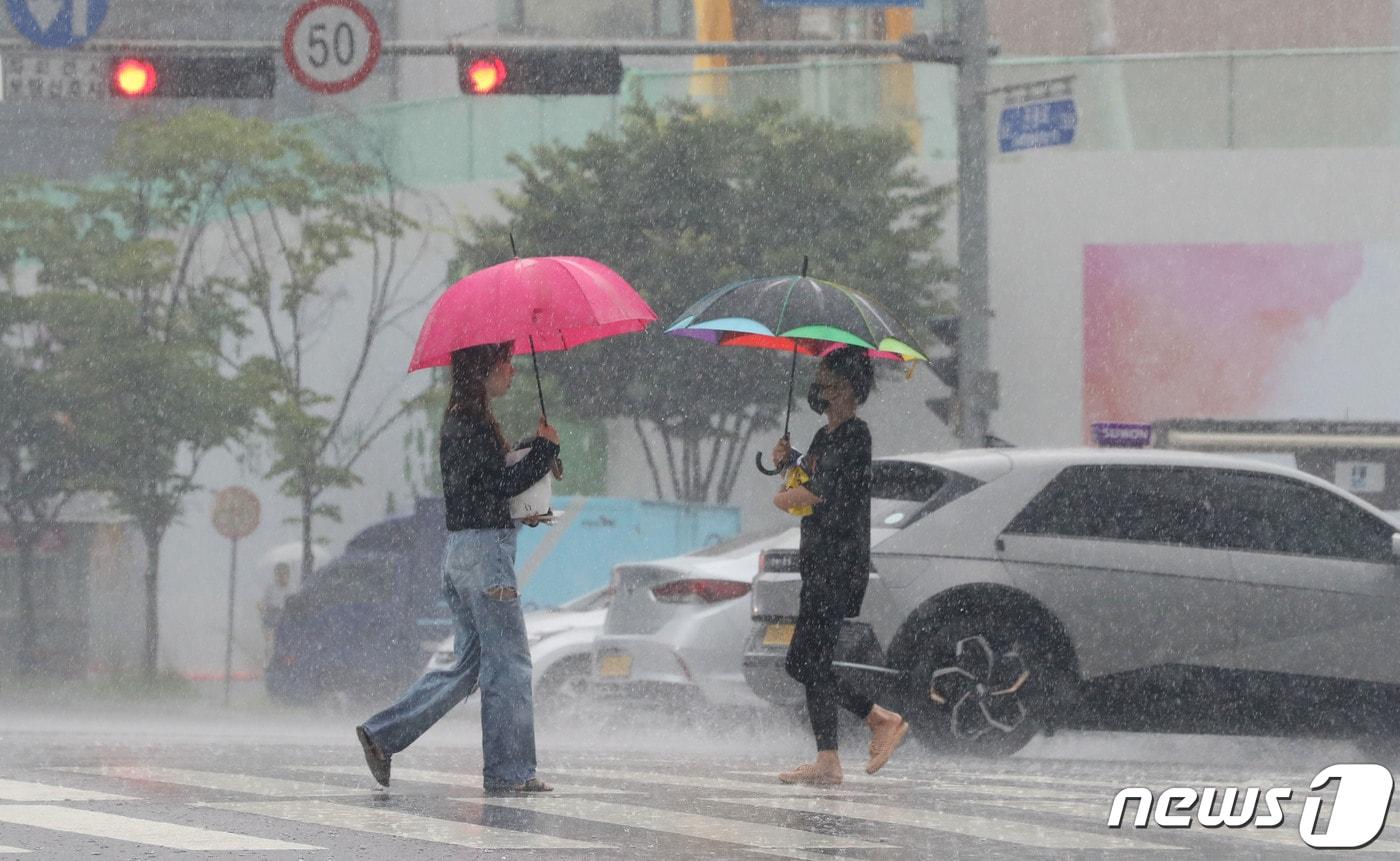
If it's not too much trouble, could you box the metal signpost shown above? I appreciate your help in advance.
[283,0,381,94]
[212,486,260,706]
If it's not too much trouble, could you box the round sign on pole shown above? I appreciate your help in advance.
[212,487,261,541]
[284,0,382,95]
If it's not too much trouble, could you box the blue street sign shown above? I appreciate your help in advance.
[998,97,1078,153]
[6,0,109,49]
[763,1,921,6]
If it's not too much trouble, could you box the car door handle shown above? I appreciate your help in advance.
[995,537,1005,552]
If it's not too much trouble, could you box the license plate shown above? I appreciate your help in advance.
[763,623,796,646]
[599,654,632,678]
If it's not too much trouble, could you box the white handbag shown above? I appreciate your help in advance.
[505,447,553,520]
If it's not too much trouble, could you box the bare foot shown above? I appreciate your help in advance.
[865,706,909,775]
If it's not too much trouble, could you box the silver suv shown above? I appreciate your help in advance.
[745,448,1400,756]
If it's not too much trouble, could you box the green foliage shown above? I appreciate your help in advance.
[453,98,952,502]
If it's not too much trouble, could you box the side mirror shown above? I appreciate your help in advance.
[1391,533,1400,560]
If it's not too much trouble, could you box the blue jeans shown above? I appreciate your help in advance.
[361,528,537,787]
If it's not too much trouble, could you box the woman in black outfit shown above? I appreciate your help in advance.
[356,342,560,794]
[771,346,907,785]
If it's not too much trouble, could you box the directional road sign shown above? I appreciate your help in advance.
[5,0,108,49]
[283,0,381,94]
[998,97,1078,153]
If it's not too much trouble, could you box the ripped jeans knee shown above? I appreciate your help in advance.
[484,586,518,601]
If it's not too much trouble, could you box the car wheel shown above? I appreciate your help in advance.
[901,612,1072,757]
[536,656,592,715]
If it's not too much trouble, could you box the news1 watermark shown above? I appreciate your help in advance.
[1108,764,1395,849]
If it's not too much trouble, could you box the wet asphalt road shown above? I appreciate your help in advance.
[0,700,1384,859]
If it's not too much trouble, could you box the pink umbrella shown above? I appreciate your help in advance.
[409,254,656,420]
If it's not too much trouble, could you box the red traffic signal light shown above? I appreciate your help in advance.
[112,58,158,98]
[108,54,276,99]
[459,49,623,96]
[465,55,508,95]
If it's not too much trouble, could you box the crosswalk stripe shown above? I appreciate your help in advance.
[479,795,887,852]
[55,766,360,797]
[0,777,132,802]
[972,795,1400,853]
[0,805,318,852]
[0,846,29,854]
[557,767,882,797]
[202,800,600,850]
[299,765,634,795]
[726,796,1180,851]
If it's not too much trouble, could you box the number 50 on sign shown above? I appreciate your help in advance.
[283,0,381,95]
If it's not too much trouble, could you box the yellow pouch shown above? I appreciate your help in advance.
[783,463,813,517]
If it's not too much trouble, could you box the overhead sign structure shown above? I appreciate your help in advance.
[998,97,1077,153]
[283,0,381,95]
[5,0,108,48]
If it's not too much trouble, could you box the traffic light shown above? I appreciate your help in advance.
[925,314,960,427]
[110,54,276,99]
[458,49,624,96]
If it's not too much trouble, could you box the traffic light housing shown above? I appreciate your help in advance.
[458,49,624,96]
[925,314,960,427]
[110,54,276,99]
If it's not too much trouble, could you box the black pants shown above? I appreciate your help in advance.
[785,603,874,752]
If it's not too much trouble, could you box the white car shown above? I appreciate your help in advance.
[745,448,1400,756]
[425,585,611,712]
[592,459,940,710]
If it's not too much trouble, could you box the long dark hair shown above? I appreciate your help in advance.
[445,342,514,453]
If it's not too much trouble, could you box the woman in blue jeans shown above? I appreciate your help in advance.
[356,342,560,794]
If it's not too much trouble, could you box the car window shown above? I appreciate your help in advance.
[310,557,395,603]
[1006,465,1227,547]
[1208,473,1397,562]
[558,585,612,612]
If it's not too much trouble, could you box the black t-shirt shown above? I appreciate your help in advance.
[441,412,559,531]
[799,417,872,573]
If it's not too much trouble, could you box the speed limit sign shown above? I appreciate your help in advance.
[283,0,381,94]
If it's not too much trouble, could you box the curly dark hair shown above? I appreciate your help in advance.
[821,345,875,405]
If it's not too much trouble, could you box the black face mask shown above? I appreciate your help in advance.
[807,382,829,415]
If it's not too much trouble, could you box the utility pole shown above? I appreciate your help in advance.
[954,0,994,447]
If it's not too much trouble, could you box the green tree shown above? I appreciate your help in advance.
[455,98,953,503]
[201,116,424,584]
[24,112,264,677]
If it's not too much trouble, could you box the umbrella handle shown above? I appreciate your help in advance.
[755,451,784,476]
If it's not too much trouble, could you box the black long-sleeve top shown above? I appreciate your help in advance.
[441,412,560,531]
[798,417,872,618]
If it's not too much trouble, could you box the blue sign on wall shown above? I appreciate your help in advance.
[6,0,109,49]
[763,1,922,7]
[998,98,1078,153]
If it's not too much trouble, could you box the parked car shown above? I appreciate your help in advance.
[592,459,943,710]
[266,495,736,705]
[424,584,613,713]
[745,448,1400,756]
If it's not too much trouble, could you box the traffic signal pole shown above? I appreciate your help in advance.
[954,0,994,449]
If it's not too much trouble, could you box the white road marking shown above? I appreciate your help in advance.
[0,805,317,852]
[298,765,633,795]
[728,796,1180,851]
[55,766,360,797]
[0,846,28,854]
[557,767,882,797]
[0,777,131,802]
[480,796,889,852]
[203,799,600,850]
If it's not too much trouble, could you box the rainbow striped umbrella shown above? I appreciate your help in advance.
[667,267,926,469]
